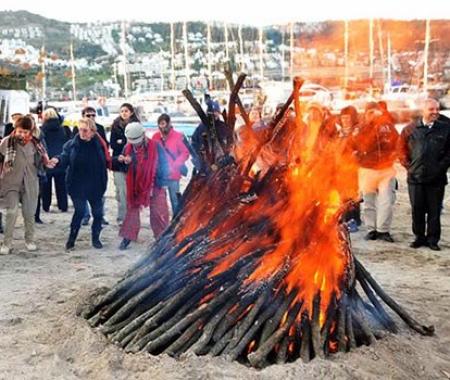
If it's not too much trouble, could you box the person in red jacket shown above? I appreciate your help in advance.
[152,114,189,214]
[351,102,399,242]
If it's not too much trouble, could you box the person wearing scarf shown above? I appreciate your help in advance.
[118,122,169,250]
[0,115,50,255]
[50,118,111,251]
[110,103,140,225]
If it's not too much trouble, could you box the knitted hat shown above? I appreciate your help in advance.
[125,122,145,144]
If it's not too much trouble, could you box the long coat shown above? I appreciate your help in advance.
[57,134,109,200]
[41,118,71,175]
[0,137,40,209]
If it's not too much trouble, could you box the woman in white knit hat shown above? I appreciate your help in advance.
[117,122,169,250]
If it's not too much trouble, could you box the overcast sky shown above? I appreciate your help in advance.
[1,0,449,24]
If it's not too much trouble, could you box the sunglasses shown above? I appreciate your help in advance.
[85,114,96,118]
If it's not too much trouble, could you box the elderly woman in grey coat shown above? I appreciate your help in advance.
[0,115,49,255]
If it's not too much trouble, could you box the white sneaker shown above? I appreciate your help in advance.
[0,245,11,255]
[25,242,37,252]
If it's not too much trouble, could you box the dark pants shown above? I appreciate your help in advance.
[408,183,445,244]
[70,196,103,235]
[42,172,68,212]
[35,177,45,221]
[35,195,42,220]
[84,197,106,220]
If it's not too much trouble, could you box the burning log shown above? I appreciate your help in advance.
[81,76,434,368]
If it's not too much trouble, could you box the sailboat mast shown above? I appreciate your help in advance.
[120,21,129,99]
[238,24,244,72]
[387,33,392,92]
[289,22,294,81]
[377,19,385,80]
[40,46,46,100]
[259,25,264,81]
[183,21,190,88]
[160,49,165,93]
[224,22,229,62]
[369,18,374,79]
[170,22,176,90]
[69,42,77,102]
[281,26,285,80]
[207,22,212,90]
[423,19,430,92]
[344,20,349,89]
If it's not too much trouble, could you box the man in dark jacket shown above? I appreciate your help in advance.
[191,100,233,174]
[398,98,450,250]
[75,107,109,145]
[352,102,399,242]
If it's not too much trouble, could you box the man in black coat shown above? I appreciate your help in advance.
[398,98,450,250]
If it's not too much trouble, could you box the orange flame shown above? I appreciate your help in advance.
[177,98,361,325]
[248,340,257,354]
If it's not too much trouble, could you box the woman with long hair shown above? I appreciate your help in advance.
[110,103,140,225]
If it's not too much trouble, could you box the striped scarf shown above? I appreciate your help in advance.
[0,132,48,178]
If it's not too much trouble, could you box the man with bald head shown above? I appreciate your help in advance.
[398,98,450,250]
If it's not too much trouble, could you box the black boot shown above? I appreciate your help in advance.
[119,238,131,250]
[91,216,103,249]
[35,195,44,224]
[0,213,3,234]
[66,227,79,251]
[92,229,103,249]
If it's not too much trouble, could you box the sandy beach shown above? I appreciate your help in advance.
[1,167,450,380]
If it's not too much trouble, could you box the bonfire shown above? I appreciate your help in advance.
[81,76,434,368]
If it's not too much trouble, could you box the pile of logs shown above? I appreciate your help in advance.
[81,76,434,368]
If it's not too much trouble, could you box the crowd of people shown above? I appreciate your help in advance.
[0,102,190,254]
[0,96,449,255]
[306,97,450,251]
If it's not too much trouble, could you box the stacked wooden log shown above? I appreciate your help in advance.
[81,76,434,367]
